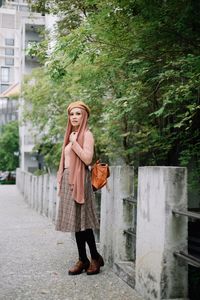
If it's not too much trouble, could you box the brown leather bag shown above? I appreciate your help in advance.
[91,160,110,191]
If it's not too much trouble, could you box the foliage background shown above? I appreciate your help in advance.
[24,0,200,200]
[0,121,19,171]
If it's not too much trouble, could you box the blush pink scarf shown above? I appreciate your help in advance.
[57,109,88,204]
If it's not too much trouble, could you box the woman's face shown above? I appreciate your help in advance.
[69,107,83,130]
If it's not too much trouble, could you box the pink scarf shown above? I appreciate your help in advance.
[57,109,88,204]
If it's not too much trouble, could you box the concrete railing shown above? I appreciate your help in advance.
[16,168,59,222]
[17,166,188,300]
[100,166,136,287]
[100,166,188,300]
[16,166,136,255]
[16,168,101,240]
[135,166,188,300]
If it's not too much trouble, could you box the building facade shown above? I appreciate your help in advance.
[0,0,51,172]
[0,98,18,129]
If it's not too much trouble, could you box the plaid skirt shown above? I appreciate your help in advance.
[55,168,99,232]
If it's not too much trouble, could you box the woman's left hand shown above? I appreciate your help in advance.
[69,132,78,144]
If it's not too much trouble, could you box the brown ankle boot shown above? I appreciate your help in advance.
[68,260,90,275]
[87,255,104,275]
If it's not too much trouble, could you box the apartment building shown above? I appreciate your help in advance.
[0,0,51,172]
[0,97,18,130]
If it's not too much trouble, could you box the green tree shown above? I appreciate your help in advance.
[0,121,19,171]
[24,0,200,195]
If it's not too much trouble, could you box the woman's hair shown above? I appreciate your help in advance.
[57,103,91,204]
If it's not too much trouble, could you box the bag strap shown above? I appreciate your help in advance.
[93,145,98,163]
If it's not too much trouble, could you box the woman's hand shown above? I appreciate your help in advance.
[69,132,78,144]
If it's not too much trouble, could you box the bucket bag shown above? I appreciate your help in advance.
[91,160,110,191]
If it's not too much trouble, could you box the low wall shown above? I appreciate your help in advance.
[99,166,188,299]
[16,168,58,222]
[16,168,101,240]
[16,166,189,299]
[100,166,136,287]
[135,166,188,300]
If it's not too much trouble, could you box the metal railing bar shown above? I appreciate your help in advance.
[174,251,200,268]
[123,195,137,204]
[172,209,200,220]
[123,229,136,237]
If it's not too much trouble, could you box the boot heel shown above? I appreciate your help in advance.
[84,261,90,271]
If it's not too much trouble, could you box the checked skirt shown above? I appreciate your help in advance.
[55,168,99,232]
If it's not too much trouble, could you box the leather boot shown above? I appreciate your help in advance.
[68,259,90,275]
[87,255,104,275]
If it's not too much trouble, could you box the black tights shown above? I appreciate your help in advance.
[75,229,99,262]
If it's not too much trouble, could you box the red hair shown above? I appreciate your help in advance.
[57,109,89,204]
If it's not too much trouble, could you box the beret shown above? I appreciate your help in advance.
[67,101,90,116]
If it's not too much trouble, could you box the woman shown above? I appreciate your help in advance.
[56,100,104,275]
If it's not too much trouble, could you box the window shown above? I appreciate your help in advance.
[11,114,17,121]
[5,38,14,46]
[0,84,9,93]
[5,48,14,56]
[19,5,29,12]
[5,58,14,65]
[1,67,10,82]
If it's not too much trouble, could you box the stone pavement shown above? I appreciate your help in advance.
[0,185,143,300]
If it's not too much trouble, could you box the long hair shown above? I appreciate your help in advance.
[57,109,88,203]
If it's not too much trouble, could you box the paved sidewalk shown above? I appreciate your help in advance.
[0,185,142,300]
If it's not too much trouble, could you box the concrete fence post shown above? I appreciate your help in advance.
[52,175,58,222]
[42,174,49,217]
[28,173,30,203]
[26,173,30,204]
[19,169,24,194]
[30,174,34,208]
[23,173,27,201]
[35,176,38,209]
[100,166,134,265]
[135,167,188,300]
[16,168,20,190]
[32,176,37,210]
[37,175,43,214]
[48,173,57,222]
